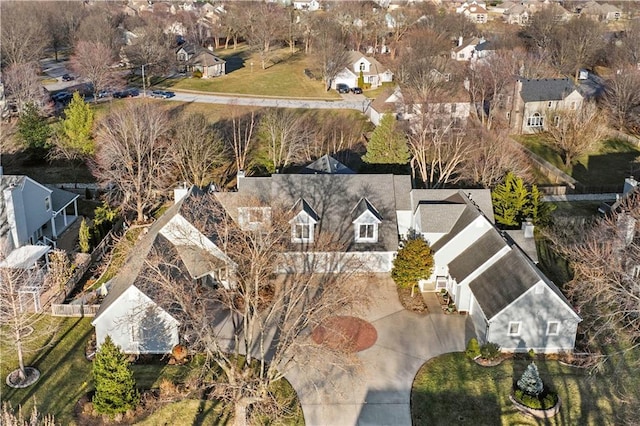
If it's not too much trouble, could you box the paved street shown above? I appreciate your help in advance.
[162,91,373,112]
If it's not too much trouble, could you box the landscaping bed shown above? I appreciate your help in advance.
[397,286,428,314]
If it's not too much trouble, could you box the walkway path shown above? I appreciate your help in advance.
[542,193,618,202]
[285,276,473,426]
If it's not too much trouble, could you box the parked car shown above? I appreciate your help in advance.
[61,74,75,81]
[336,83,350,94]
[97,90,112,99]
[52,91,72,102]
[150,90,176,99]
[113,88,140,98]
[351,87,363,94]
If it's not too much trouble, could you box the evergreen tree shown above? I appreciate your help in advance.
[391,234,434,295]
[56,92,95,159]
[358,70,365,89]
[517,362,544,397]
[92,336,139,417]
[529,184,555,227]
[363,114,410,165]
[79,218,91,253]
[17,102,51,152]
[492,173,555,228]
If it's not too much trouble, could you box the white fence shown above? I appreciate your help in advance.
[51,304,101,317]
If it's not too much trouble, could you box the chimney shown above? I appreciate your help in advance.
[237,170,245,191]
[174,182,189,204]
[208,44,214,51]
[458,36,464,47]
[623,176,638,195]
[522,218,534,239]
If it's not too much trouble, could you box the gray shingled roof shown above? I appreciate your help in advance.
[469,249,541,320]
[417,203,467,233]
[448,230,507,283]
[519,78,578,102]
[410,189,494,222]
[236,174,401,252]
[431,205,480,251]
[302,155,354,175]
[47,186,79,212]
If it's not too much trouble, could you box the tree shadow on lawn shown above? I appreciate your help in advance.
[221,50,251,74]
[410,390,502,426]
[572,151,639,188]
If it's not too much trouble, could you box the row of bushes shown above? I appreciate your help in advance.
[465,338,501,360]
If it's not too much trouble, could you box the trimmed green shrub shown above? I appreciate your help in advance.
[79,218,91,253]
[480,342,501,360]
[357,70,365,89]
[192,69,203,78]
[465,338,481,359]
[528,348,536,359]
[513,388,558,410]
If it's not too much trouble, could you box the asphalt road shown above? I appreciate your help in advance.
[159,91,373,112]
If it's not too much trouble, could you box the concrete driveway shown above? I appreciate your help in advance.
[286,276,473,426]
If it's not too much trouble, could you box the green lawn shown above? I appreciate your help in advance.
[518,136,640,188]
[165,46,339,99]
[1,316,303,424]
[412,352,639,425]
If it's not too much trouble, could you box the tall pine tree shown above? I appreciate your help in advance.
[491,172,554,228]
[56,91,95,159]
[17,102,51,152]
[92,336,139,417]
[363,113,410,165]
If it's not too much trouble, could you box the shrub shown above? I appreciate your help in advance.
[192,69,203,78]
[513,388,558,410]
[79,218,91,253]
[465,338,481,359]
[517,362,543,396]
[528,348,536,359]
[480,342,501,360]
[171,344,188,362]
[92,336,139,416]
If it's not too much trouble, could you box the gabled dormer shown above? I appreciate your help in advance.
[351,198,382,243]
[289,198,319,243]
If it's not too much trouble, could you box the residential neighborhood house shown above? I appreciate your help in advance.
[332,52,394,90]
[176,43,226,78]
[92,165,581,355]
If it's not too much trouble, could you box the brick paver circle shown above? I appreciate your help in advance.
[311,316,377,353]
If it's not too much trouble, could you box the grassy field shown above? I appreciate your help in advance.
[165,46,340,99]
[1,316,303,424]
[412,352,639,426]
[519,135,640,187]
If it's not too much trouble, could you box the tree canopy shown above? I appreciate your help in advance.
[391,234,434,290]
[363,114,410,165]
[491,172,554,228]
[55,92,95,160]
[17,102,51,152]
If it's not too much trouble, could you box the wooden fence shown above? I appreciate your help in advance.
[51,303,101,317]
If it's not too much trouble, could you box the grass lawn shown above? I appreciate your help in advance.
[136,399,229,425]
[411,352,638,426]
[165,46,339,99]
[518,135,640,188]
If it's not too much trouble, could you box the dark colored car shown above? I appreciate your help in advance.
[52,91,72,102]
[336,83,350,94]
[351,87,363,94]
[61,73,75,81]
[113,88,140,98]
[150,90,175,99]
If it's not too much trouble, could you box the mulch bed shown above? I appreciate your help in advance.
[397,287,428,314]
[312,316,377,353]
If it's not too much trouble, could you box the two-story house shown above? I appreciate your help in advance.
[509,77,584,134]
[451,37,492,62]
[332,52,394,90]
[456,1,489,24]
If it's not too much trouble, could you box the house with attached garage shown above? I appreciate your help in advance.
[176,43,226,78]
[332,52,394,90]
[92,164,580,354]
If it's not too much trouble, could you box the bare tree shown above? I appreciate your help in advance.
[229,108,258,174]
[406,117,469,189]
[460,126,532,188]
[551,18,606,79]
[70,41,122,101]
[257,109,311,173]
[0,258,50,385]
[310,14,351,90]
[0,2,47,66]
[124,24,175,81]
[92,103,173,223]
[40,1,85,62]
[242,2,288,69]
[141,193,369,425]
[2,62,45,116]
[74,4,124,55]
[543,102,607,167]
[172,112,226,187]
[545,193,640,345]
[603,67,640,135]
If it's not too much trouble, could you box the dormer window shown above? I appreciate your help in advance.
[352,198,382,244]
[359,62,365,71]
[289,199,319,243]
